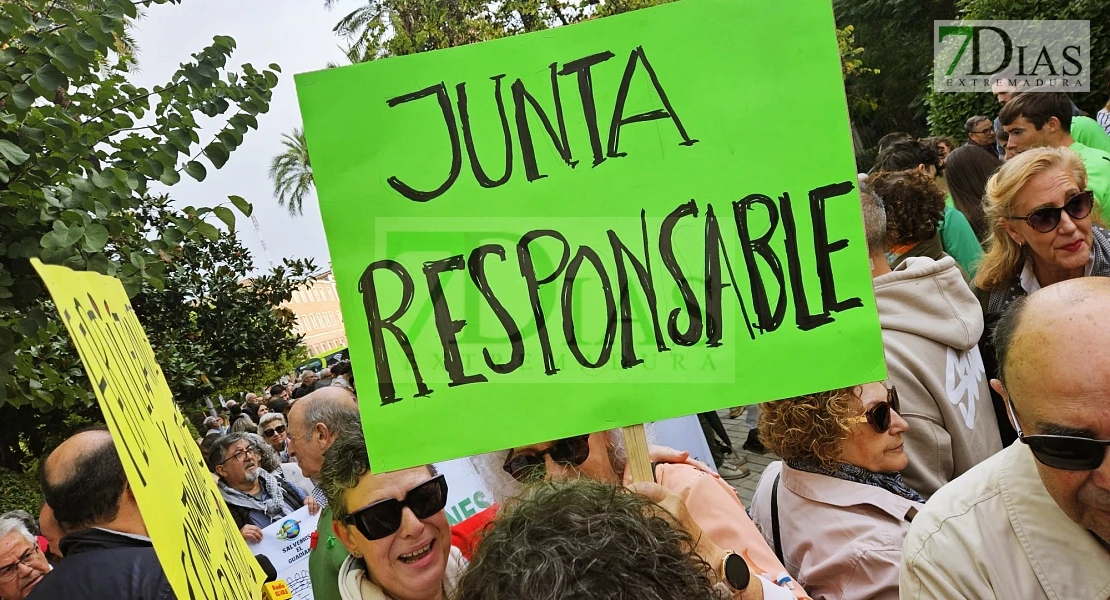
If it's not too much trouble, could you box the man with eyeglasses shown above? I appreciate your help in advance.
[28,428,173,600]
[900,278,1110,599]
[0,517,49,600]
[999,91,1110,207]
[963,116,999,158]
[209,433,306,544]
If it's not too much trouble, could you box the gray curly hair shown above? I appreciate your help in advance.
[319,426,438,522]
[454,479,718,600]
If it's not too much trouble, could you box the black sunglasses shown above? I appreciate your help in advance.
[1007,396,1110,470]
[342,475,448,541]
[1006,190,1094,233]
[263,424,286,438]
[502,435,591,482]
[850,386,900,434]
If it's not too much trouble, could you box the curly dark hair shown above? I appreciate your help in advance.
[455,480,718,600]
[868,169,946,245]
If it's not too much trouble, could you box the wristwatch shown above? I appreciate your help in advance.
[720,552,751,592]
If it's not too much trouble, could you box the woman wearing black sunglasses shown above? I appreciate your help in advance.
[319,429,464,600]
[973,147,1110,444]
[747,383,923,600]
[479,429,811,599]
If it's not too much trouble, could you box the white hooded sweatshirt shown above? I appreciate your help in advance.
[874,256,1002,499]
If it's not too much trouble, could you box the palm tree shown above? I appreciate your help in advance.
[268,128,314,216]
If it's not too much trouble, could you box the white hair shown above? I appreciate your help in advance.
[471,425,656,504]
[258,412,285,429]
[0,517,35,546]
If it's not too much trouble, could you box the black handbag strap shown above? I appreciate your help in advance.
[771,472,785,564]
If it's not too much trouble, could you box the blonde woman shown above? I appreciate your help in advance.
[973,146,1110,443]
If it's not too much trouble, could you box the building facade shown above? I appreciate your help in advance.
[283,270,347,356]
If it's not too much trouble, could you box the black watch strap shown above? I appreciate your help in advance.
[722,552,751,592]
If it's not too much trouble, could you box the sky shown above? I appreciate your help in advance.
[131,0,363,272]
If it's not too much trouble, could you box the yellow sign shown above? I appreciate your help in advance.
[263,580,294,600]
[32,259,264,599]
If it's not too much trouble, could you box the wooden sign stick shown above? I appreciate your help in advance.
[623,423,653,483]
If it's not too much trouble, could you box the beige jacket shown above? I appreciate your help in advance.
[749,461,922,600]
[875,256,1002,498]
[901,443,1110,599]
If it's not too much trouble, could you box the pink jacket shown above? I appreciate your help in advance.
[749,462,922,600]
[654,461,812,600]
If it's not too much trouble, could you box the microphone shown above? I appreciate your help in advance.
[256,555,292,600]
[255,554,278,583]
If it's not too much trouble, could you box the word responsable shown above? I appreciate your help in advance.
[361,195,861,405]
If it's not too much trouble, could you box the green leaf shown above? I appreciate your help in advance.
[16,318,38,338]
[83,223,109,251]
[160,167,181,186]
[76,32,98,52]
[184,161,206,182]
[91,170,114,188]
[11,84,35,110]
[213,206,235,231]
[168,129,192,151]
[228,195,252,217]
[0,140,30,165]
[32,63,68,93]
[268,63,282,73]
[195,221,220,242]
[204,141,229,169]
[129,251,145,270]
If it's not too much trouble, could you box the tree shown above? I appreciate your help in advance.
[926,0,1110,139]
[268,128,315,216]
[0,0,300,469]
[832,0,960,168]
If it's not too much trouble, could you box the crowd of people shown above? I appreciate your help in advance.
[3,73,1110,600]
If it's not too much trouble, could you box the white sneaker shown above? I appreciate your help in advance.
[725,454,748,467]
[717,463,750,480]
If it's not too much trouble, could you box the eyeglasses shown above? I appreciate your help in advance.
[0,545,40,582]
[848,386,900,434]
[218,447,258,465]
[971,127,994,135]
[502,435,591,483]
[1006,396,1110,470]
[263,425,286,438]
[1005,190,1094,233]
[342,475,448,540]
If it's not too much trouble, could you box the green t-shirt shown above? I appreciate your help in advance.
[938,202,983,278]
[1071,115,1110,154]
[1069,141,1110,210]
[309,504,350,600]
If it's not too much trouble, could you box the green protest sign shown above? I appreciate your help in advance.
[295,0,886,472]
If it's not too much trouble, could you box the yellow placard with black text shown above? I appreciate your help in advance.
[31,259,264,600]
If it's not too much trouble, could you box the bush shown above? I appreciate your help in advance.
[0,467,43,517]
[926,0,1110,137]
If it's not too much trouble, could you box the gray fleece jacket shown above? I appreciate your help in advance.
[874,256,1002,499]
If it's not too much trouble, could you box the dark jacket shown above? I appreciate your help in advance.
[27,528,174,600]
[224,477,305,529]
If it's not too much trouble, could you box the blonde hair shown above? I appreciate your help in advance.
[974,147,1096,290]
[758,387,861,471]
